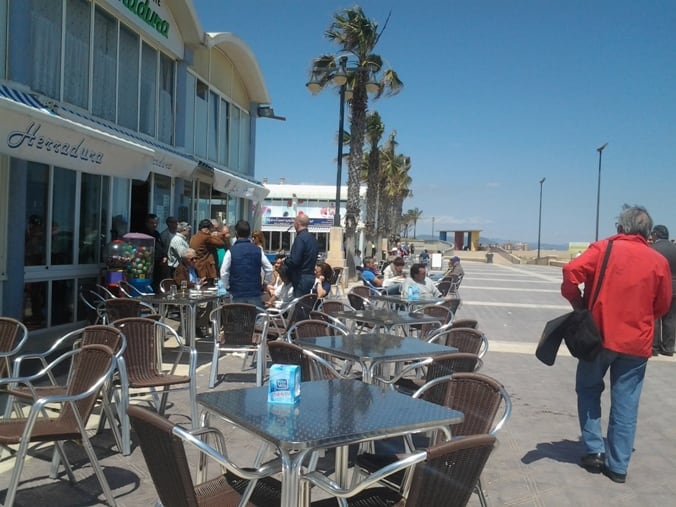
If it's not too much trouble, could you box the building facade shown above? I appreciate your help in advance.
[0,0,272,340]
[260,182,367,255]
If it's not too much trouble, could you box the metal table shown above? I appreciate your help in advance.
[197,379,463,507]
[139,290,225,348]
[297,334,458,383]
[330,308,442,334]
[370,293,444,312]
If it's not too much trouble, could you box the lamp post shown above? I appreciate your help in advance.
[537,178,545,259]
[595,143,608,241]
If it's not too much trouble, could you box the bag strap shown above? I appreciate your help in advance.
[589,240,613,309]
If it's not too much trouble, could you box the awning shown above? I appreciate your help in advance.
[54,102,197,180]
[0,84,154,178]
[205,161,269,201]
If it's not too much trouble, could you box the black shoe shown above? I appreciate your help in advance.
[580,453,605,473]
[602,466,626,483]
[652,349,660,356]
[659,350,674,357]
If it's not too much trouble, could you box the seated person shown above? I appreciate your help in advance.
[443,256,464,278]
[174,248,206,289]
[382,256,405,294]
[353,249,364,272]
[312,262,333,299]
[401,263,451,300]
[362,256,399,295]
[266,263,294,309]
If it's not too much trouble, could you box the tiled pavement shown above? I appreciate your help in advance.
[2,260,675,506]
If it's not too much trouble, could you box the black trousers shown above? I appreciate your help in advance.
[653,297,676,353]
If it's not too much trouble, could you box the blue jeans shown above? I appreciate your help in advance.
[576,348,647,474]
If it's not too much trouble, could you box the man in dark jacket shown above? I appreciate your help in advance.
[651,224,676,356]
[220,220,272,306]
[285,214,319,296]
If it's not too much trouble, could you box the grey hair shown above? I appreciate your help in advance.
[182,248,196,259]
[177,221,190,233]
[616,204,653,239]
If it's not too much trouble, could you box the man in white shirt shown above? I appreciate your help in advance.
[401,263,442,299]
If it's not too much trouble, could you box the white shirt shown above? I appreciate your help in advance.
[401,277,441,298]
[168,234,189,268]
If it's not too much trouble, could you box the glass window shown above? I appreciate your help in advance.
[158,53,174,144]
[30,0,62,99]
[140,42,157,136]
[111,178,130,240]
[51,167,76,265]
[77,276,98,322]
[118,24,139,130]
[152,173,172,225]
[25,162,49,266]
[0,0,7,80]
[63,0,90,108]
[184,73,195,153]
[218,98,229,165]
[23,281,47,329]
[208,91,219,162]
[240,110,250,174]
[93,6,117,121]
[79,173,103,264]
[196,180,211,223]
[195,80,208,157]
[177,178,193,223]
[229,106,240,170]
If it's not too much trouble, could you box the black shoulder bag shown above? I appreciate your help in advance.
[537,241,613,365]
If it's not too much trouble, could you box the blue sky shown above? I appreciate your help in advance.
[194,0,676,245]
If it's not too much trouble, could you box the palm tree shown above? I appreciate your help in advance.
[364,111,384,245]
[379,131,412,245]
[407,207,424,239]
[313,6,403,276]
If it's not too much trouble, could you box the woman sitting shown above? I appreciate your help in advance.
[312,262,333,299]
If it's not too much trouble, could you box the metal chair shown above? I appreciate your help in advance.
[428,327,489,359]
[267,340,347,381]
[0,345,118,507]
[309,310,349,332]
[452,318,479,330]
[435,296,462,315]
[118,279,154,297]
[410,304,454,339]
[112,317,197,456]
[78,285,108,324]
[349,285,372,299]
[3,325,126,453]
[329,267,344,297]
[435,280,453,297]
[208,303,269,388]
[265,293,318,339]
[310,435,497,507]
[286,318,349,341]
[0,317,29,380]
[128,405,282,507]
[102,297,157,323]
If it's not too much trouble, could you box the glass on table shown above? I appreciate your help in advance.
[194,280,203,292]
[180,280,188,294]
[169,285,177,298]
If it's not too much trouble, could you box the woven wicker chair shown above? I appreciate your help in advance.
[435,280,453,297]
[357,374,510,507]
[103,297,157,323]
[349,285,372,299]
[3,326,126,452]
[112,317,197,456]
[128,405,282,507]
[267,340,346,381]
[436,296,462,315]
[0,345,118,507]
[451,318,479,330]
[265,293,319,339]
[0,317,29,380]
[209,303,269,388]
[409,304,454,339]
[286,318,348,341]
[428,327,489,358]
[309,310,350,332]
[310,435,496,507]
[78,285,108,324]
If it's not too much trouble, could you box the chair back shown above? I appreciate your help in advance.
[127,405,201,507]
[415,353,483,405]
[309,311,348,332]
[215,303,261,346]
[285,294,318,329]
[79,284,108,324]
[417,305,453,338]
[329,267,342,285]
[105,298,144,322]
[433,327,488,358]
[435,280,453,297]
[0,317,29,378]
[349,286,371,299]
[267,341,342,381]
[451,319,478,330]
[287,319,347,341]
[436,297,461,314]
[118,280,153,297]
[318,300,349,315]
[112,317,164,378]
[347,292,371,311]
[159,278,177,294]
[60,344,116,428]
[406,434,496,507]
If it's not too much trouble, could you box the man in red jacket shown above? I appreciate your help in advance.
[561,205,671,484]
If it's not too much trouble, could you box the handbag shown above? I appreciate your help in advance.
[536,241,613,364]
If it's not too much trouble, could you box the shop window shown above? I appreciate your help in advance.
[140,42,158,137]
[184,73,196,153]
[23,281,47,330]
[118,24,139,130]
[152,173,172,225]
[195,80,208,157]
[28,0,62,99]
[52,278,75,325]
[208,91,219,161]
[79,173,104,264]
[25,162,49,266]
[158,53,175,144]
[218,98,229,165]
[111,178,131,240]
[92,6,117,121]
[51,167,76,265]
[229,107,240,170]
[240,110,250,174]
[64,0,90,109]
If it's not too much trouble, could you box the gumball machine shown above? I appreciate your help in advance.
[103,239,133,294]
[122,232,155,294]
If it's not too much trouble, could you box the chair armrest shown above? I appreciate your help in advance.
[302,450,426,498]
[491,385,512,435]
[173,425,282,480]
[371,357,433,386]
[411,374,454,399]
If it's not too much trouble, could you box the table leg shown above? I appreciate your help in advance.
[280,449,312,507]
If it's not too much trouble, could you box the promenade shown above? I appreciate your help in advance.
[2,260,675,506]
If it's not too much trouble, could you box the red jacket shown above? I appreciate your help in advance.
[561,233,671,358]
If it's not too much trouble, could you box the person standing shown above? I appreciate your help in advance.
[220,220,272,306]
[650,224,676,356]
[160,216,178,249]
[561,205,671,483]
[189,219,225,281]
[168,222,191,276]
[284,214,319,296]
[139,213,169,291]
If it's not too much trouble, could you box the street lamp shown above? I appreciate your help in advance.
[306,56,379,227]
[595,143,608,241]
[537,178,545,259]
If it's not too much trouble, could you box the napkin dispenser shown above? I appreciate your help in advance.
[268,364,301,404]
